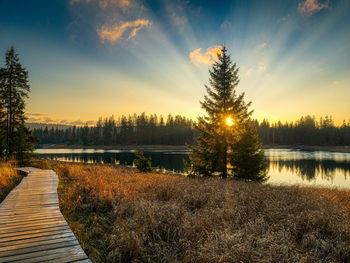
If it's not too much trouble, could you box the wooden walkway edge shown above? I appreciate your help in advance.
[0,167,91,263]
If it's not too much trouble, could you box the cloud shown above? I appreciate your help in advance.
[257,62,267,73]
[69,119,96,126]
[298,0,329,16]
[26,113,96,126]
[256,42,268,49]
[189,46,222,65]
[27,112,48,117]
[97,19,152,44]
[170,14,188,27]
[245,68,253,78]
[220,20,232,29]
[70,0,131,9]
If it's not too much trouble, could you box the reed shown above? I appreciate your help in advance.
[35,160,350,263]
[0,161,21,203]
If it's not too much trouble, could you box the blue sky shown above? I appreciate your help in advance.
[0,0,349,125]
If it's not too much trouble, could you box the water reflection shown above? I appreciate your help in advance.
[35,152,188,173]
[270,159,350,181]
[35,148,350,189]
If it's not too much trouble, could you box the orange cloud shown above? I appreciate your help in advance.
[298,0,329,16]
[26,112,96,126]
[189,46,222,65]
[98,19,152,44]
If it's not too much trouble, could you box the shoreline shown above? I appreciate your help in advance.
[35,144,350,153]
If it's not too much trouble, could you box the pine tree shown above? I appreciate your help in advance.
[0,63,7,158]
[188,46,267,180]
[12,125,36,165]
[0,101,6,157]
[0,47,33,160]
[230,122,268,181]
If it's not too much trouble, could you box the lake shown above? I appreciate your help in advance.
[35,148,350,189]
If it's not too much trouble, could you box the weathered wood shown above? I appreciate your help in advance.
[0,245,88,263]
[0,168,91,262]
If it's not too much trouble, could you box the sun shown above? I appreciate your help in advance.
[225,117,234,127]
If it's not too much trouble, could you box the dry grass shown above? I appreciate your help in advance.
[34,160,350,263]
[0,161,21,203]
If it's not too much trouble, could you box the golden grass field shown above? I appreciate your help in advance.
[30,160,350,263]
[0,161,21,203]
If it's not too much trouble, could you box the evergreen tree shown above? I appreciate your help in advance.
[188,46,267,180]
[0,102,6,157]
[230,122,268,181]
[134,150,152,172]
[0,47,33,161]
[12,125,36,165]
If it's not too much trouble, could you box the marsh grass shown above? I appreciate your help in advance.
[0,161,21,203]
[34,160,350,263]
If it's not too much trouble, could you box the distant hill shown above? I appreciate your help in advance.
[26,123,72,130]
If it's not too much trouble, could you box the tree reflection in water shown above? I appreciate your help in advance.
[35,150,350,185]
[269,159,350,181]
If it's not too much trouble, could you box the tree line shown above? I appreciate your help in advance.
[32,113,195,146]
[257,115,350,146]
[32,115,350,147]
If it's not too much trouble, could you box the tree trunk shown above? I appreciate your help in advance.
[222,144,228,178]
[222,130,228,178]
[8,66,13,156]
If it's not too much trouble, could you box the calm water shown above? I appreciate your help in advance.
[35,148,350,189]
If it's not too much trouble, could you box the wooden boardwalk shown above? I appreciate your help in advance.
[0,168,91,262]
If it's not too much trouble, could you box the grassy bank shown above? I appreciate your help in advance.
[0,161,21,203]
[34,160,350,263]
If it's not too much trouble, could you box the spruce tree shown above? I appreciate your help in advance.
[0,100,6,157]
[188,46,267,180]
[0,47,33,160]
[230,121,268,181]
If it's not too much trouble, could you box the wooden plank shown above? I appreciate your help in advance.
[0,211,62,220]
[0,215,64,226]
[0,220,67,232]
[0,238,80,258]
[12,249,88,263]
[0,225,70,240]
[0,167,91,262]
[0,245,86,262]
[0,229,72,244]
[0,235,78,253]
[0,232,74,248]
[0,220,68,234]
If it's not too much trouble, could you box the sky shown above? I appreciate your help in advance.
[0,0,349,125]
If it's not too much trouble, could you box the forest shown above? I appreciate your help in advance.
[31,113,195,146]
[31,114,350,147]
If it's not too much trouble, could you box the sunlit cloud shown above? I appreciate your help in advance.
[97,19,152,44]
[70,0,132,9]
[27,112,48,117]
[189,46,222,65]
[244,68,253,78]
[256,42,268,49]
[26,112,96,126]
[298,0,329,16]
[257,62,268,73]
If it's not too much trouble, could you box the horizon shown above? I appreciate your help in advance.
[1,0,350,125]
[25,112,349,128]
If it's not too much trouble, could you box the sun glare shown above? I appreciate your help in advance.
[225,116,234,127]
